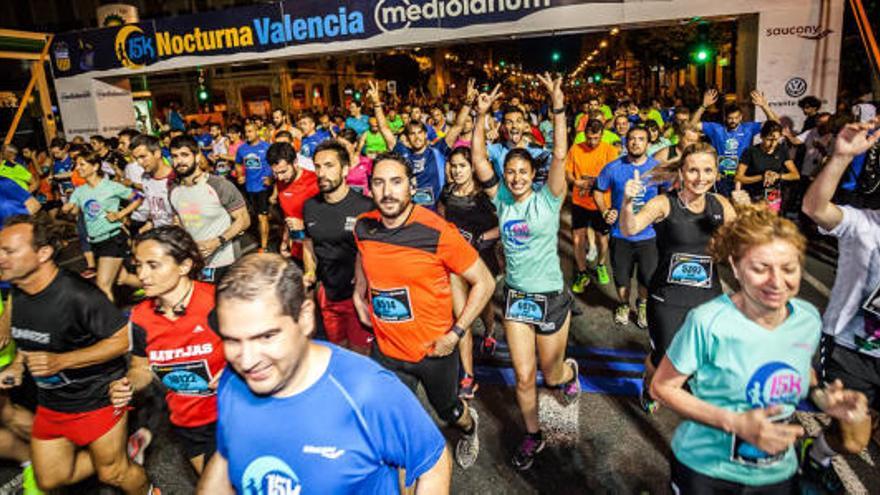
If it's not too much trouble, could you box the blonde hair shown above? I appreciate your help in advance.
[708,204,806,264]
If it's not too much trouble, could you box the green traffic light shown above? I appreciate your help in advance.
[551,52,561,62]
[198,89,208,101]
[593,73,602,82]
[696,50,709,62]
[499,60,506,67]
[354,91,362,101]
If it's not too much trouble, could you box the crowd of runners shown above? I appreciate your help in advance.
[0,70,878,494]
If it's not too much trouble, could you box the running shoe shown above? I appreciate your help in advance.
[596,264,610,285]
[639,373,658,415]
[22,463,43,495]
[481,336,497,356]
[80,268,97,279]
[798,437,844,494]
[586,244,598,264]
[512,431,545,471]
[459,374,479,400]
[614,305,630,326]
[636,299,648,329]
[559,358,581,406]
[455,407,480,469]
[127,427,153,466]
[571,272,590,294]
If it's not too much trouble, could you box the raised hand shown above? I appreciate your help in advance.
[624,170,643,200]
[465,78,478,106]
[702,89,719,108]
[750,90,769,108]
[476,84,503,115]
[833,122,880,158]
[536,72,564,109]
[366,80,381,105]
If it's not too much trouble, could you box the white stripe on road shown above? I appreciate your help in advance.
[801,268,832,298]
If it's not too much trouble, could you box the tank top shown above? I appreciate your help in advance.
[667,144,680,160]
[650,191,725,306]
[439,187,497,245]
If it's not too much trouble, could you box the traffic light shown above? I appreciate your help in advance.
[593,72,602,82]
[499,60,506,68]
[354,91,362,101]
[551,51,561,62]
[198,88,209,102]
[690,43,713,64]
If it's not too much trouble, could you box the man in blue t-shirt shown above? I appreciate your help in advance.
[49,138,75,200]
[595,127,660,328]
[345,101,370,136]
[691,89,780,195]
[370,80,473,209]
[296,112,332,159]
[487,104,553,189]
[236,122,273,251]
[199,254,451,494]
[0,176,39,225]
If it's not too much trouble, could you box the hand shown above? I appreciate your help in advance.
[702,89,719,108]
[623,170,643,200]
[367,80,381,106]
[237,175,245,185]
[108,377,134,409]
[105,211,121,223]
[603,209,618,225]
[832,121,880,158]
[732,405,805,456]
[426,331,460,357]
[285,217,304,231]
[262,176,271,187]
[197,238,221,259]
[813,379,869,424]
[750,90,769,108]
[536,72,564,109]
[22,351,67,377]
[763,170,780,186]
[0,364,22,389]
[486,119,501,141]
[302,271,317,290]
[731,182,750,206]
[0,325,10,350]
[465,78,478,106]
[476,84,503,115]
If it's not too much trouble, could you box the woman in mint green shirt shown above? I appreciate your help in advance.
[652,205,870,493]
[62,151,142,302]
[472,75,580,471]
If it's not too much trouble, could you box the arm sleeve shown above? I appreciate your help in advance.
[818,205,876,240]
[665,309,710,376]
[208,176,246,212]
[595,164,612,192]
[131,321,147,357]
[362,370,446,486]
[234,146,244,164]
[438,221,480,275]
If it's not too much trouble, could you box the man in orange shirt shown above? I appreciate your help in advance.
[353,152,495,470]
[565,119,619,293]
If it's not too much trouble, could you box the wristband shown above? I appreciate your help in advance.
[552,107,565,115]
[217,235,228,245]
[450,324,466,338]
[479,172,500,189]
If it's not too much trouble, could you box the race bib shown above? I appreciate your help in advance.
[201,267,216,282]
[729,404,794,467]
[666,253,713,289]
[505,288,548,324]
[719,156,738,176]
[371,288,414,322]
[413,188,435,206]
[765,187,782,213]
[33,372,71,390]
[152,360,213,396]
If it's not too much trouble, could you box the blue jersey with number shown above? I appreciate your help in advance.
[235,141,272,193]
[702,122,762,176]
[217,343,445,494]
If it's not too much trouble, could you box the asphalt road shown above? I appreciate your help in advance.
[0,208,877,495]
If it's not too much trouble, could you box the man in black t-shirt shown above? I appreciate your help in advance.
[0,215,155,494]
[303,141,375,354]
[735,120,800,210]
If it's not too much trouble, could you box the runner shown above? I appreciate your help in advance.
[566,118,619,294]
[196,253,452,494]
[735,121,800,213]
[168,135,250,284]
[594,126,661,328]
[352,152,494,469]
[335,128,373,195]
[0,145,33,192]
[651,204,870,494]
[438,146,501,398]
[234,122,273,252]
[690,89,780,195]
[109,226,224,474]
[471,76,581,470]
[0,214,155,494]
[296,112,332,160]
[130,135,176,232]
[652,123,701,166]
[801,120,880,492]
[484,93,554,189]
[61,151,143,301]
[301,140,373,354]
[345,99,370,136]
[619,142,745,413]
[267,142,318,264]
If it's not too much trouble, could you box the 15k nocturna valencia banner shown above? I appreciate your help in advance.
[50,0,623,78]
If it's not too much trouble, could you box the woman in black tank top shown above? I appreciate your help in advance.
[653,124,701,167]
[620,142,748,414]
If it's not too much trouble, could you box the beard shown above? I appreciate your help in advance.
[318,176,343,194]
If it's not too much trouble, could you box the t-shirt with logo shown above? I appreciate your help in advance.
[278,170,319,261]
[363,131,388,155]
[345,156,373,195]
[299,129,332,159]
[487,142,553,190]
[739,144,790,203]
[140,170,176,228]
[595,155,661,242]
[492,184,564,293]
[131,282,224,428]
[69,177,137,243]
[217,343,445,494]
[125,161,150,223]
[303,190,374,301]
[10,270,128,413]
[170,174,246,268]
[565,141,618,210]
[702,121,763,177]
[392,141,448,209]
[53,156,75,198]
[235,140,272,193]
[354,206,478,362]
[345,115,370,136]
[666,294,820,486]
[0,161,32,191]
[0,177,31,225]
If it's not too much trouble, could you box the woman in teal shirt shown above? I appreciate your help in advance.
[472,75,580,471]
[652,205,870,493]
[62,151,142,302]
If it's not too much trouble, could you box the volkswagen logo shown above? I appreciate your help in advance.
[785,77,807,98]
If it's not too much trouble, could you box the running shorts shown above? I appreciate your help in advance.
[32,404,125,447]
[503,284,572,335]
[610,237,658,289]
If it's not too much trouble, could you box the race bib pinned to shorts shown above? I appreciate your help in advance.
[667,253,713,289]
[152,360,213,396]
[505,288,548,325]
[729,404,794,467]
[413,188,435,206]
[371,287,414,322]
